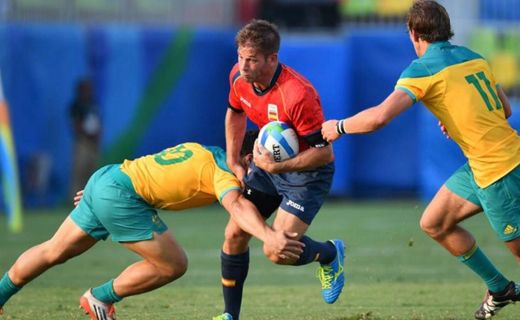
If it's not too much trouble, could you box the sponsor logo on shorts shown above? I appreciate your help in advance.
[504,224,518,235]
[152,214,161,226]
[286,200,304,212]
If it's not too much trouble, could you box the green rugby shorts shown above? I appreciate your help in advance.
[446,163,520,241]
[70,164,168,242]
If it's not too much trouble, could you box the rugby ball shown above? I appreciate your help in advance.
[258,121,299,162]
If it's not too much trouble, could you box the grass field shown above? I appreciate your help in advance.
[1,200,519,320]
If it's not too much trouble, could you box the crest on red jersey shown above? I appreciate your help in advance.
[268,104,279,121]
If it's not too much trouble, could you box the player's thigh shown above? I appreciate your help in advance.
[422,164,482,229]
[422,186,481,227]
[243,162,333,224]
[46,216,98,259]
[122,231,187,271]
[275,164,334,226]
[272,207,310,237]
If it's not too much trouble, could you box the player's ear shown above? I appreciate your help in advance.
[268,52,278,65]
[242,153,253,168]
[409,29,419,42]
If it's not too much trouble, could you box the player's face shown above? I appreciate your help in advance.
[237,45,275,85]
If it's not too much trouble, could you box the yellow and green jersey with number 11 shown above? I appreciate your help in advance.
[396,41,520,188]
[120,143,241,210]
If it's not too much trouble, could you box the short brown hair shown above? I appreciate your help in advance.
[407,0,454,42]
[235,19,280,56]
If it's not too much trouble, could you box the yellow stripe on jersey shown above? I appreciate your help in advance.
[120,143,241,210]
[396,41,520,187]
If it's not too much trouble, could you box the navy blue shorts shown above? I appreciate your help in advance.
[243,161,334,224]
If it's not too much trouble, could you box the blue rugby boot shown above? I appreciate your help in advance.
[212,313,233,320]
[317,239,345,304]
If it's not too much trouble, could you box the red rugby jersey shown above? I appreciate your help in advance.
[228,63,324,151]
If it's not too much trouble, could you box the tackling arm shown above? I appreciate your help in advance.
[221,189,304,259]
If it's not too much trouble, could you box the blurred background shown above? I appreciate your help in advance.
[0,0,519,211]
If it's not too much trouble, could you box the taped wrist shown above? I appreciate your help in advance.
[336,120,346,135]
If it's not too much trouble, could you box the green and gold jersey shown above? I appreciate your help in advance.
[120,143,241,210]
[396,41,520,188]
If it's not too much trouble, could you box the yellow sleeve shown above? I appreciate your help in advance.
[214,167,241,203]
[395,61,433,103]
[395,77,433,103]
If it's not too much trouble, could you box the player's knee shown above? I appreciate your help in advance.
[419,215,444,238]
[224,224,250,247]
[162,255,188,282]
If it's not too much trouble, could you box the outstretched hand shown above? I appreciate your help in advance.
[73,190,84,207]
[321,120,341,143]
[264,230,305,261]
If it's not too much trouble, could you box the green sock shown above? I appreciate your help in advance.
[458,246,510,293]
[91,279,122,304]
[0,272,22,306]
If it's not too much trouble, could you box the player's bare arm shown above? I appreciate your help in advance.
[225,108,248,182]
[221,189,304,260]
[322,89,414,142]
[253,141,333,174]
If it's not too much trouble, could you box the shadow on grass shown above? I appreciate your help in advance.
[335,311,380,320]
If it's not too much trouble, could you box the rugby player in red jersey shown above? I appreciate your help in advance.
[213,19,345,320]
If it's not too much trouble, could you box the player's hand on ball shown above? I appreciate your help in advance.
[253,140,279,173]
[321,119,341,142]
[73,190,84,207]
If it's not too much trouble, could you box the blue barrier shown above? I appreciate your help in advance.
[347,30,419,197]
[0,23,518,206]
